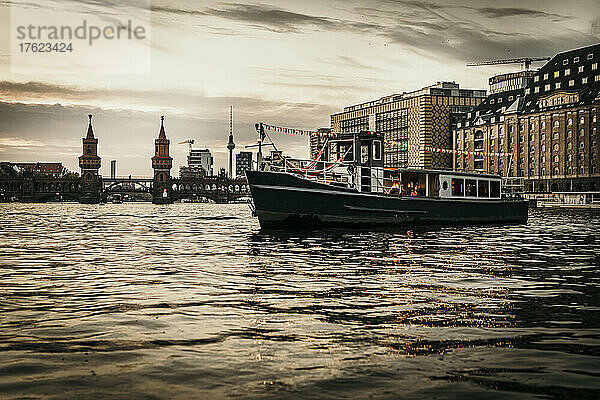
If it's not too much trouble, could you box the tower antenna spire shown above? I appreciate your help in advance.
[227,106,236,178]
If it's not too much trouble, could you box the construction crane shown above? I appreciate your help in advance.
[178,139,195,153]
[467,57,550,71]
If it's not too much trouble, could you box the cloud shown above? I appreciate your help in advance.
[0,87,334,175]
[477,7,569,20]
[154,3,379,34]
[0,137,46,150]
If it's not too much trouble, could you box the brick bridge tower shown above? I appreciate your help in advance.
[78,114,101,204]
[152,116,173,204]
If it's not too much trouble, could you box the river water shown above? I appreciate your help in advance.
[0,203,599,399]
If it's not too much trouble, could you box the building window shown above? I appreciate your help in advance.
[568,118,572,126]
[556,82,561,89]
[554,155,559,163]
[568,130,573,137]
[554,71,560,78]
[563,59,569,65]
[498,97,502,103]
[593,63,598,70]
[542,144,546,152]
[509,95,514,102]
[583,77,589,84]
[525,88,530,95]
[569,79,575,86]
[553,143,559,152]
[580,141,585,149]
[544,84,550,91]
[534,75,539,82]
[534,86,540,93]
[554,120,559,127]
[579,66,585,73]
[589,53,594,60]
[541,121,546,129]
[543,73,549,80]
[565,68,570,76]
[574,57,580,63]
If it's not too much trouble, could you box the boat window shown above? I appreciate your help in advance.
[465,179,477,197]
[372,140,382,160]
[478,180,489,197]
[490,181,501,198]
[361,144,369,165]
[452,178,464,196]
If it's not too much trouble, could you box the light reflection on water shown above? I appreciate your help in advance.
[0,203,599,399]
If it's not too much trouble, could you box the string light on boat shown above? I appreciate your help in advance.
[261,123,512,157]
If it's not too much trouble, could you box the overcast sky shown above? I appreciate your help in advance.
[1,0,599,176]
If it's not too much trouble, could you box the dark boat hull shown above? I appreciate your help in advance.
[246,171,529,229]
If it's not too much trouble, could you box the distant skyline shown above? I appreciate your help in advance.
[1,0,600,176]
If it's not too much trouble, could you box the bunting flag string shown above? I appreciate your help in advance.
[385,140,513,158]
[263,123,512,157]
[263,123,334,137]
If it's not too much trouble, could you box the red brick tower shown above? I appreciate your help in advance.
[78,114,101,203]
[152,116,173,204]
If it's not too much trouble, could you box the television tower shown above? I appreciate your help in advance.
[227,106,236,178]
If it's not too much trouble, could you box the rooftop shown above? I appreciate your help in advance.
[459,43,600,126]
[338,81,487,114]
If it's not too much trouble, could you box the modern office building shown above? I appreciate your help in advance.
[329,82,486,168]
[188,148,213,176]
[235,151,252,178]
[454,43,600,192]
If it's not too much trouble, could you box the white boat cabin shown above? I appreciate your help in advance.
[325,131,502,199]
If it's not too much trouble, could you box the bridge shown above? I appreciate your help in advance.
[0,175,250,203]
[0,114,250,204]
[100,176,250,203]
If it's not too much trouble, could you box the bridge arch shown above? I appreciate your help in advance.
[104,180,152,192]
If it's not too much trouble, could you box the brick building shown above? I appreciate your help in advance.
[454,43,600,192]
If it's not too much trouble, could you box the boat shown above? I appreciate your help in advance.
[246,130,529,229]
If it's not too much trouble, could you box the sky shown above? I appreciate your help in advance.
[1,0,599,176]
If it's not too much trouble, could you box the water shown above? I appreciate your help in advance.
[0,203,599,399]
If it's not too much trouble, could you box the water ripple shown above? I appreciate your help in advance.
[0,203,599,399]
